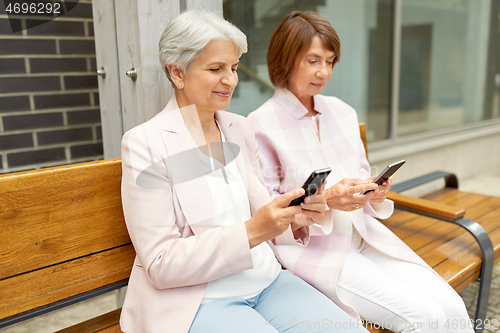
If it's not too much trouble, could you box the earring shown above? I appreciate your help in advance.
[178,84,182,88]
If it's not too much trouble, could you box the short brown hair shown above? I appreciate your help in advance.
[267,11,340,88]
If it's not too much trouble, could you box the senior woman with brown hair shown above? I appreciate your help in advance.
[247,11,474,333]
[119,9,369,333]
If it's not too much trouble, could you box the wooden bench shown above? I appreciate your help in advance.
[0,158,131,332]
[0,125,498,333]
[359,123,499,333]
[365,184,499,333]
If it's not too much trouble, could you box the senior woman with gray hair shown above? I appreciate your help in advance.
[119,10,369,333]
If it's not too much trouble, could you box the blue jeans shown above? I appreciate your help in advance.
[188,270,368,333]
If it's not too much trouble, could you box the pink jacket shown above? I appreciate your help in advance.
[120,97,307,333]
[247,88,434,318]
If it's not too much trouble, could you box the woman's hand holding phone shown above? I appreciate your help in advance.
[292,181,327,231]
[368,175,393,204]
[324,178,378,212]
[245,188,305,249]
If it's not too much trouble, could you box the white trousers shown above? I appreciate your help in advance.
[336,239,474,333]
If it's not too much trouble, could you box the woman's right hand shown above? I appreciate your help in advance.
[324,178,377,211]
[245,188,305,248]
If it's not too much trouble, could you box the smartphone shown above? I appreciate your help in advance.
[362,160,405,194]
[289,167,332,206]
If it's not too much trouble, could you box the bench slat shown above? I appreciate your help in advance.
[55,309,122,333]
[422,213,498,267]
[0,159,129,281]
[424,188,488,208]
[385,213,480,288]
[396,198,499,258]
[96,325,123,333]
[0,245,134,321]
[387,213,477,288]
[386,215,463,251]
[379,189,500,290]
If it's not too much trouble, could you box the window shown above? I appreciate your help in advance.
[224,0,500,143]
[398,0,498,136]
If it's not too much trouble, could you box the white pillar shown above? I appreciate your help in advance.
[94,0,224,157]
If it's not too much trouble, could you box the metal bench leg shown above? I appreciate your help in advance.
[455,217,494,333]
[391,172,494,332]
[393,207,494,333]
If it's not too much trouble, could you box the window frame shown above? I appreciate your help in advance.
[368,0,500,162]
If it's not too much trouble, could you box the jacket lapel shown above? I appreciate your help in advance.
[215,112,249,191]
[158,103,266,236]
[216,112,270,216]
[159,99,213,234]
[217,112,281,258]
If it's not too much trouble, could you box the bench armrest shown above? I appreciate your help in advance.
[386,191,465,220]
[391,171,458,193]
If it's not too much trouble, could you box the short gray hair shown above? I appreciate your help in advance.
[159,10,247,87]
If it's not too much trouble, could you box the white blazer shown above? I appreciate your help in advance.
[247,88,443,318]
[120,96,307,332]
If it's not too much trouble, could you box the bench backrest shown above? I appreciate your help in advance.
[0,158,134,326]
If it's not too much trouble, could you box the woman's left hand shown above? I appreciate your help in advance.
[368,175,393,204]
[292,182,327,231]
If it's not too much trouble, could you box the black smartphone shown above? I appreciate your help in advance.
[289,167,332,206]
[362,160,405,194]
